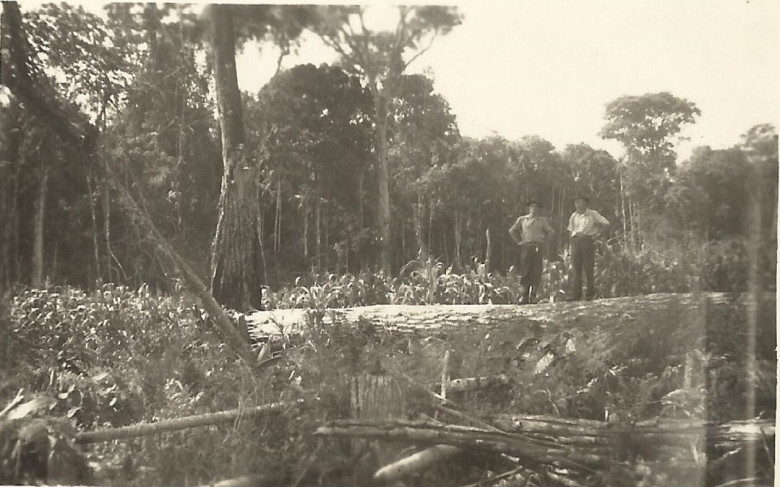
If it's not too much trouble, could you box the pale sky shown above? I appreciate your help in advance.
[12,0,780,162]
[236,0,780,161]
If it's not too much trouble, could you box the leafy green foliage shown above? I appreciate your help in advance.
[263,237,773,309]
[601,92,701,166]
[24,3,134,113]
[2,274,775,486]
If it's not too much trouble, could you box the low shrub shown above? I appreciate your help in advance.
[263,236,775,309]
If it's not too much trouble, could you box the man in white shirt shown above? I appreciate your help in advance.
[567,195,609,301]
[509,200,555,304]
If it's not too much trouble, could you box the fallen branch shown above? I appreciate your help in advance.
[434,405,507,433]
[76,400,303,444]
[373,445,461,484]
[443,374,510,394]
[198,474,278,487]
[460,465,527,487]
[492,415,776,448]
[388,369,504,433]
[316,417,776,470]
[315,419,602,470]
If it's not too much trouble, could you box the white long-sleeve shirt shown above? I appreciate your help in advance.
[568,209,609,237]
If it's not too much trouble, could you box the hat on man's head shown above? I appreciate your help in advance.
[574,195,590,203]
[526,199,543,208]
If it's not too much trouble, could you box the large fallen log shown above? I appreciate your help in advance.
[76,400,303,444]
[246,292,772,337]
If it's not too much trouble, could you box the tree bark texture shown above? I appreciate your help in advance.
[372,88,392,275]
[414,195,428,259]
[32,165,48,287]
[0,100,20,291]
[209,5,261,311]
[350,372,407,466]
[248,292,767,337]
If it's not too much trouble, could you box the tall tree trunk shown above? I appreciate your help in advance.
[316,195,321,270]
[427,197,434,256]
[485,227,491,273]
[357,169,365,230]
[274,178,281,254]
[209,5,261,310]
[414,194,428,260]
[0,98,21,290]
[86,171,101,283]
[32,163,48,287]
[303,202,309,259]
[453,208,462,269]
[619,170,628,250]
[256,210,268,288]
[371,86,392,275]
[103,183,112,282]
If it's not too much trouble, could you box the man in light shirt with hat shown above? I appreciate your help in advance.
[509,199,555,304]
[567,195,609,301]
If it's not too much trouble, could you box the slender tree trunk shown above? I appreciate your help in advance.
[32,163,48,287]
[428,198,434,256]
[316,195,321,270]
[401,211,406,263]
[209,5,261,310]
[86,171,101,283]
[324,199,329,270]
[371,84,392,275]
[303,202,309,259]
[256,210,268,289]
[632,200,641,250]
[0,99,20,290]
[620,171,629,251]
[485,227,491,272]
[454,209,462,269]
[442,220,449,263]
[357,169,364,230]
[103,183,112,281]
[344,227,350,273]
[414,194,428,259]
[274,178,281,254]
[0,161,9,290]
[12,132,22,284]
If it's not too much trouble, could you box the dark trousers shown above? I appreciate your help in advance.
[571,235,596,300]
[519,243,543,303]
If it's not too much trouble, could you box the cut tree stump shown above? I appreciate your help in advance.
[350,370,407,480]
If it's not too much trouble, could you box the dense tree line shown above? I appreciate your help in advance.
[1,3,776,303]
